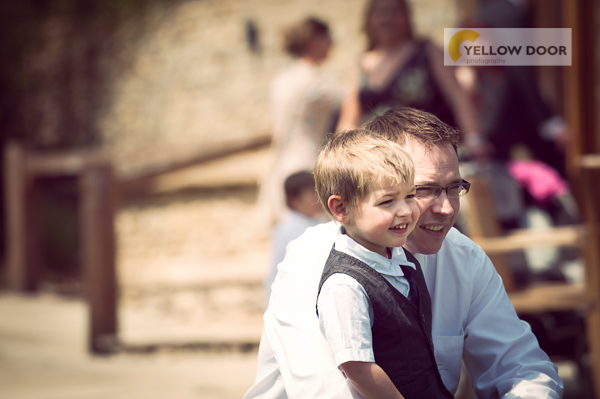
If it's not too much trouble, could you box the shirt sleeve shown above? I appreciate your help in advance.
[462,249,564,399]
[317,274,375,367]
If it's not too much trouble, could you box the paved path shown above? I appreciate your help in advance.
[0,294,259,399]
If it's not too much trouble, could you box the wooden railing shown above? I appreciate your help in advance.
[3,136,271,353]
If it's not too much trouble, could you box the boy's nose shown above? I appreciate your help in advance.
[396,203,411,217]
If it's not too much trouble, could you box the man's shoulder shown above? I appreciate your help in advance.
[289,220,337,245]
[282,221,338,263]
[275,212,320,237]
[444,228,483,251]
[269,222,339,316]
[430,228,488,269]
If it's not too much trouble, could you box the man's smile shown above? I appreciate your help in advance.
[422,225,444,232]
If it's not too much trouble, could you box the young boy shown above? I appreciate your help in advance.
[313,129,453,399]
[264,171,325,308]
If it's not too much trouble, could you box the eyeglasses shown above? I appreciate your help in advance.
[415,179,471,200]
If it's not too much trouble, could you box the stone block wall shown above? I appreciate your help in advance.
[100,0,459,160]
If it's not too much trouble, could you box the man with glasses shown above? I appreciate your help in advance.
[244,108,563,399]
[415,180,471,202]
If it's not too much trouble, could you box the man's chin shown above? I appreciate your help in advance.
[405,232,445,255]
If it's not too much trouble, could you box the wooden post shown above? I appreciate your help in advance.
[4,141,39,291]
[563,0,598,199]
[80,161,118,354]
[579,158,600,397]
[459,174,516,291]
[562,2,599,392]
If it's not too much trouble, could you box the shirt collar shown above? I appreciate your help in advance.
[413,252,426,266]
[334,226,417,277]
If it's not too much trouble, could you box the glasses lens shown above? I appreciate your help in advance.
[415,186,441,199]
[447,184,461,198]
[416,181,470,199]
[448,182,470,197]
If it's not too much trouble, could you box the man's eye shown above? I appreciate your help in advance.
[415,187,436,198]
[448,186,460,196]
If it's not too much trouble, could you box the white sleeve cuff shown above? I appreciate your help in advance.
[335,348,375,367]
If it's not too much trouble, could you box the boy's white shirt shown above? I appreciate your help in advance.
[318,227,417,367]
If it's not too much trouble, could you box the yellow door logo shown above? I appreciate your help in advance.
[449,30,480,62]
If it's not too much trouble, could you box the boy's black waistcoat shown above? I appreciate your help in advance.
[317,247,454,399]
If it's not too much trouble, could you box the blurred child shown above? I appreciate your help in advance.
[263,171,324,308]
[313,129,453,399]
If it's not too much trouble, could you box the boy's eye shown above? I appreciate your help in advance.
[406,194,416,200]
[379,199,393,205]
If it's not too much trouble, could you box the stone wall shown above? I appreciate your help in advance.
[101,0,459,161]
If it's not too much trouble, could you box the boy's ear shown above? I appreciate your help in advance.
[328,195,349,223]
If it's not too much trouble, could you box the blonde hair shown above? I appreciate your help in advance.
[314,129,414,218]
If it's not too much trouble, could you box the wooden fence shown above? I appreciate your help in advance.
[3,135,270,353]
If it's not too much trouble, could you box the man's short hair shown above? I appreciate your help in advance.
[284,171,316,209]
[314,129,414,218]
[362,107,461,152]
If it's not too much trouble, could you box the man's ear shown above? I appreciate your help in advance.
[328,195,349,223]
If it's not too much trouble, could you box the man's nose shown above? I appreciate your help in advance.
[432,191,455,216]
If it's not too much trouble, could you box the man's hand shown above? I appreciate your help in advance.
[340,361,405,399]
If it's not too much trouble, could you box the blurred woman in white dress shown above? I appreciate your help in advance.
[259,17,342,227]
